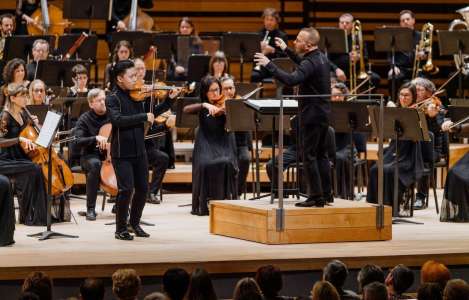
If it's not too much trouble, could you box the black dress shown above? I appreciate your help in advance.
[334,132,357,199]
[0,111,47,226]
[191,109,238,215]
[367,140,427,207]
[440,153,469,222]
[0,174,14,246]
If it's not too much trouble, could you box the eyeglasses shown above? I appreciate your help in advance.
[33,89,45,93]
[208,88,220,93]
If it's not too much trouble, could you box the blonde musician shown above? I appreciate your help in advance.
[68,64,89,97]
[73,88,109,221]
[28,79,46,105]
[26,39,49,81]
[0,14,14,60]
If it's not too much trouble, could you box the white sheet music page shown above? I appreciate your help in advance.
[36,111,62,148]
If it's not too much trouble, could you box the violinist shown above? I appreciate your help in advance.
[106,60,155,240]
[108,0,154,32]
[28,79,46,105]
[134,58,172,204]
[26,39,49,81]
[73,88,109,221]
[67,64,89,98]
[440,120,469,222]
[0,83,47,226]
[183,75,238,216]
[0,14,14,60]
[412,77,444,210]
[1,58,29,108]
[104,40,134,90]
[220,75,252,196]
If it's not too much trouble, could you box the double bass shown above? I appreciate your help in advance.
[27,0,71,36]
[122,0,154,32]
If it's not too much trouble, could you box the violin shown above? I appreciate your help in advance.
[130,79,181,102]
[210,94,226,109]
[411,94,443,117]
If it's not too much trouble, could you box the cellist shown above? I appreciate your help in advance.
[73,88,110,221]
[0,82,47,226]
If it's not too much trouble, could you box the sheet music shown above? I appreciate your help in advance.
[36,111,62,148]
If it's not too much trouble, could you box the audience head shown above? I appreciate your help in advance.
[331,82,349,102]
[18,292,40,300]
[144,292,168,300]
[185,268,217,300]
[80,278,105,300]
[0,13,14,36]
[32,39,50,61]
[162,267,190,300]
[311,280,340,300]
[399,10,416,29]
[417,282,443,300]
[294,27,320,54]
[421,260,451,290]
[21,271,53,300]
[338,13,354,34]
[178,17,196,35]
[220,75,236,99]
[112,40,133,63]
[363,282,388,300]
[233,277,263,300]
[71,64,89,89]
[200,75,221,103]
[443,279,469,300]
[29,79,46,105]
[262,8,280,31]
[112,60,136,91]
[112,268,141,300]
[255,264,283,298]
[398,82,417,108]
[209,51,228,79]
[3,58,27,84]
[385,264,414,296]
[323,259,349,291]
[357,264,386,293]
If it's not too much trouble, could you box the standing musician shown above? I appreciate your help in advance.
[251,8,288,83]
[67,64,89,98]
[0,14,15,60]
[73,88,109,221]
[108,0,154,32]
[0,83,47,226]
[26,39,49,81]
[134,58,171,204]
[254,27,332,207]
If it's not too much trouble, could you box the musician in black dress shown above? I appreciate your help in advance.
[255,27,332,207]
[73,88,109,221]
[0,173,14,246]
[0,83,47,226]
[184,76,238,215]
[440,121,469,222]
[251,8,288,83]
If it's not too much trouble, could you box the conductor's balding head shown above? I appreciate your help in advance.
[294,27,319,54]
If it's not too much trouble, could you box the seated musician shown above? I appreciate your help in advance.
[440,120,469,222]
[209,51,229,80]
[0,83,47,226]
[28,79,46,105]
[412,77,445,209]
[220,75,252,196]
[73,88,109,221]
[104,40,134,90]
[26,39,49,81]
[68,64,89,98]
[0,13,14,61]
[1,58,29,108]
[367,83,432,208]
[251,8,288,83]
[134,58,171,204]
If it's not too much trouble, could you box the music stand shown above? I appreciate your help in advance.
[26,105,49,124]
[63,0,111,33]
[187,55,211,82]
[368,106,429,224]
[222,32,260,82]
[374,27,413,102]
[448,105,469,137]
[437,30,469,98]
[330,101,375,200]
[3,35,56,62]
[36,60,91,87]
[154,33,178,60]
[110,31,155,57]
[317,27,349,56]
[28,111,79,241]
[175,97,200,141]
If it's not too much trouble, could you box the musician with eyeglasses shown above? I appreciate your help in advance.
[26,39,49,82]
[28,79,47,105]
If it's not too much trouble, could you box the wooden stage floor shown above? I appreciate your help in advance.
[1,191,469,280]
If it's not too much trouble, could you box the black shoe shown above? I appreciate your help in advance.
[128,224,150,237]
[86,208,97,221]
[115,230,134,241]
[147,193,161,204]
[295,197,325,207]
[111,204,116,214]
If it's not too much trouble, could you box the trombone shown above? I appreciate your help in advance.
[412,22,439,79]
[349,20,368,92]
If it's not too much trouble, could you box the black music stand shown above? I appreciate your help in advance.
[330,101,375,200]
[369,106,430,224]
[374,27,413,101]
[154,33,178,60]
[187,55,211,82]
[28,111,79,241]
[36,60,91,87]
[3,35,56,62]
[317,27,349,57]
[110,31,155,57]
[437,30,469,98]
[26,105,49,125]
[63,0,111,33]
[175,97,200,130]
[222,32,260,82]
